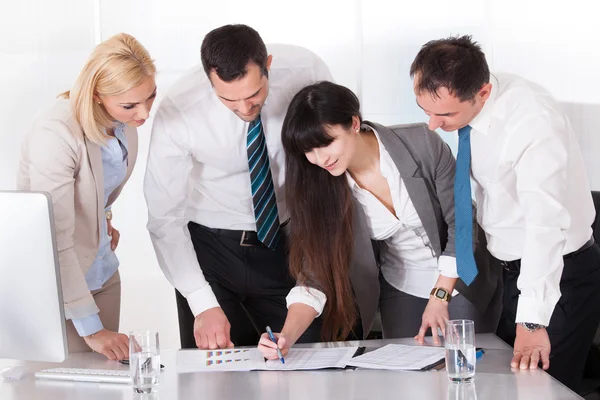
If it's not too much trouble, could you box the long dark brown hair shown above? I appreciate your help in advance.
[281,81,361,341]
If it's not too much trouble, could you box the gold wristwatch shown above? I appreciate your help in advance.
[105,209,113,221]
[430,287,452,302]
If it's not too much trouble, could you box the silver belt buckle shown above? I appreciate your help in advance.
[239,231,253,247]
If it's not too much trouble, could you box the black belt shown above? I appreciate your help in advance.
[201,220,289,247]
[498,237,595,271]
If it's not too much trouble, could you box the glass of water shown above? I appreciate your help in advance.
[445,320,475,382]
[129,330,160,394]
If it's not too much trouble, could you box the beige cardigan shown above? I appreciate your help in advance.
[17,98,138,320]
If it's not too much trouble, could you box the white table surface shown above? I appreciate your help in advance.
[0,333,582,400]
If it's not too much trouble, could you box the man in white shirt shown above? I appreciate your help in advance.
[410,35,600,392]
[144,24,332,349]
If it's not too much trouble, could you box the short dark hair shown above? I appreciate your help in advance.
[410,35,490,102]
[201,24,268,82]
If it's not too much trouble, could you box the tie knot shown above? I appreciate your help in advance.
[458,125,472,136]
[249,115,262,130]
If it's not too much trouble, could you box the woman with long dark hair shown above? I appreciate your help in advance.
[258,81,502,358]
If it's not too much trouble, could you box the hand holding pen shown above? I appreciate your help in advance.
[257,326,286,363]
[266,326,285,364]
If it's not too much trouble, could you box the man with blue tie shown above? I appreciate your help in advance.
[410,35,600,393]
[144,24,332,349]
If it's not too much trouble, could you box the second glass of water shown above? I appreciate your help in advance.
[130,330,160,394]
[445,319,475,382]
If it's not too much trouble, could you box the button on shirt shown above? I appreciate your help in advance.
[72,124,128,336]
[469,73,594,326]
[286,127,459,315]
[144,44,333,317]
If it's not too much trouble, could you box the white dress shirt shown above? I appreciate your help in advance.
[286,127,458,315]
[144,44,332,317]
[470,73,594,326]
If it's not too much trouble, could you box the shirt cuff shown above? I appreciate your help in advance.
[515,295,557,326]
[186,284,221,317]
[438,255,459,278]
[71,313,104,337]
[286,286,327,317]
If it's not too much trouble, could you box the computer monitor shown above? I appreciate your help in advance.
[0,191,68,362]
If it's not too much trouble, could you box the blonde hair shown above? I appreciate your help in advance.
[60,33,156,144]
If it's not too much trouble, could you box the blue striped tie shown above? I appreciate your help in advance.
[454,125,478,285]
[247,115,281,250]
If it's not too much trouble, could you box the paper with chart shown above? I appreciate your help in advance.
[177,346,359,373]
[264,346,358,370]
[346,344,445,370]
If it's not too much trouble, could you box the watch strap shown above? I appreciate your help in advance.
[518,322,546,332]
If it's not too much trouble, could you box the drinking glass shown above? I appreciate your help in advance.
[445,320,475,382]
[129,330,160,394]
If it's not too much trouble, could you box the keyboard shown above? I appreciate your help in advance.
[35,368,131,384]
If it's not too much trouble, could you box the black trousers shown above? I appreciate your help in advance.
[378,272,503,338]
[495,242,600,393]
[177,222,322,349]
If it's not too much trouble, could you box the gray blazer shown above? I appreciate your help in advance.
[350,121,501,337]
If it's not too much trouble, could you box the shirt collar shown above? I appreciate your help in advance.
[468,74,498,135]
[370,125,396,179]
[345,170,359,189]
[113,122,126,141]
[104,122,125,139]
[345,125,395,189]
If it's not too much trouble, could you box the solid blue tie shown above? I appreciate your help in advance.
[454,125,478,285]
[247,115,281,250]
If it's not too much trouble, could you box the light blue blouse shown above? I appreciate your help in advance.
[72,124,128,336]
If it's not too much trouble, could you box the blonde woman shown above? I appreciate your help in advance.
[17,33,156,360]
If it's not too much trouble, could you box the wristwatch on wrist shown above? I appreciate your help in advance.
[430,287,452,302]
[518,322,546,332]
[105,209,113,221]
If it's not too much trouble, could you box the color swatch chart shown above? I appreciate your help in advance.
[205,349,252,366]
[177,348,264,372]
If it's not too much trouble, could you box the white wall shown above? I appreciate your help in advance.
[2,0,600,349]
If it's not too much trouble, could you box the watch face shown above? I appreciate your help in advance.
[435,289,447,299]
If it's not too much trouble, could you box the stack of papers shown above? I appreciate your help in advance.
[347,344,445,370]
[177,346,359,373]
[176,344,445,373]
